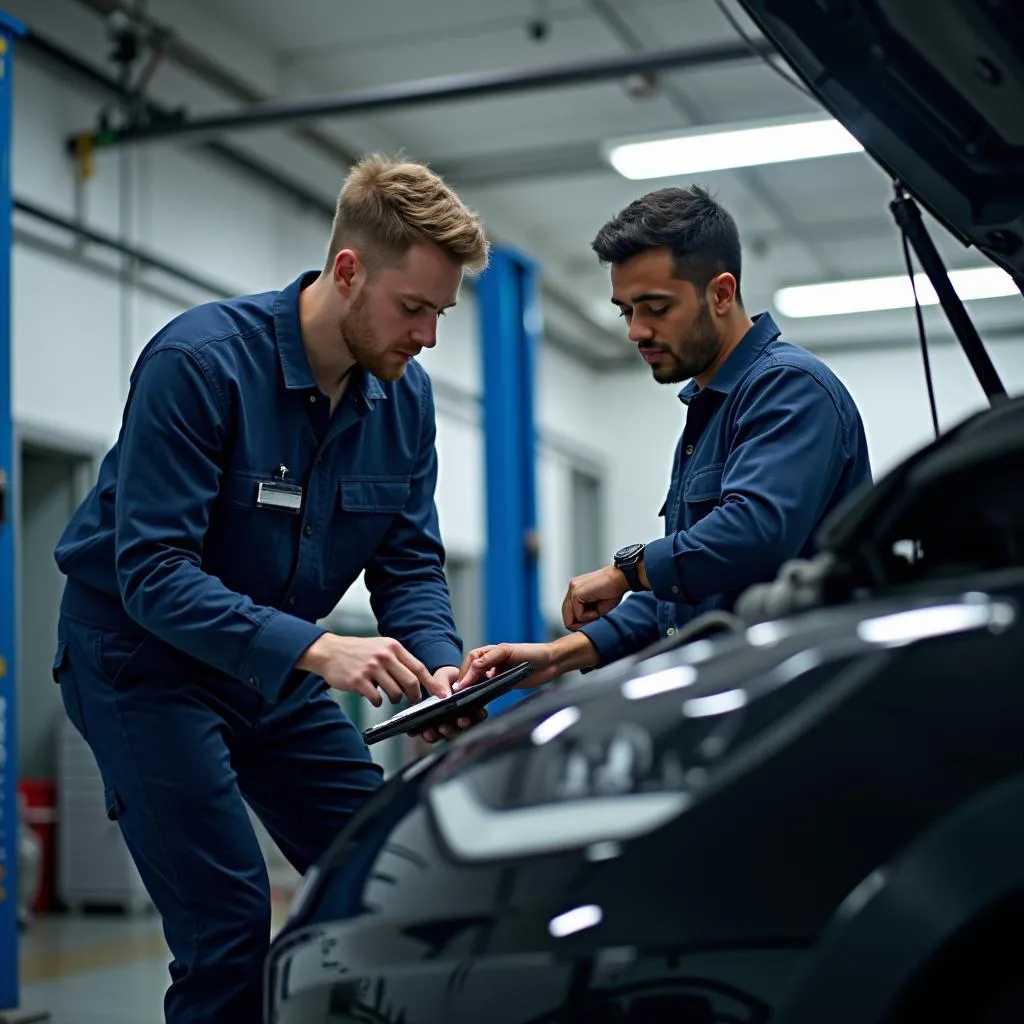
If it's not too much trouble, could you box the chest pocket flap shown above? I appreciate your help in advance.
[340,477,411,513]
[683,463,724,504]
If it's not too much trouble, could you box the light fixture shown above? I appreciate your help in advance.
[604,116,863,180]
[775,266,1019,319]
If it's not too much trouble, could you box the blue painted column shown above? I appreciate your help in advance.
[477,247,544,713]
[0,10,25,1012]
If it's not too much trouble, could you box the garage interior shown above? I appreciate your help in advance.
[1,1,1022,1022]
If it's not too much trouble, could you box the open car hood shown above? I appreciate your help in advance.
[735,0,1024,288]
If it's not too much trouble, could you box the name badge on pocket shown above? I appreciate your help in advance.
[256,467,303,514]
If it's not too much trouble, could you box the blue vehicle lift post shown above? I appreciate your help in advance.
[477,248,545,714]
[0,12,43,1024]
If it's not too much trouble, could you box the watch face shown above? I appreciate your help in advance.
[615,543,644,563]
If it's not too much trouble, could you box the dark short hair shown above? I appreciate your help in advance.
[591,185,743,302]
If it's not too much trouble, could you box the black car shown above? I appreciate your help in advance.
[266,572,1024,1023]
[265,3,1024,1021]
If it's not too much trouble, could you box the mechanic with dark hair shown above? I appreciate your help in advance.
[457,184,874,690]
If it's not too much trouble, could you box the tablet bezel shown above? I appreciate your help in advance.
[363,661,532,745]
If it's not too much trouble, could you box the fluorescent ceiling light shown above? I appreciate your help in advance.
[775,266,1019,319]
[604,116,863,180]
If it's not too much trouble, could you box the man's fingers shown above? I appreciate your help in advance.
[392,642,433,690]
[456,646,508,690]
[423,669,456,700]
[477,645,512,669]
[356,679,383,707]
[461,645,500,671]
[572,591,602,625]
[374,674,405,705]
[561,593,574,630]
[385,655,425,703]
[565,583,597,629]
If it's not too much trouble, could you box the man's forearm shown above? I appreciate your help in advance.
[549,631,601,674]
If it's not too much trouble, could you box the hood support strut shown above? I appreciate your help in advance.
[890,185,1008,406]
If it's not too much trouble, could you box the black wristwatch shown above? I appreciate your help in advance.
[614,542,646,592]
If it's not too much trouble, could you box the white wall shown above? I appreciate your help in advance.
[12,0,1023,642]
[594,332,1024,552]
[6,0,608,629]
[825,338,1024,473]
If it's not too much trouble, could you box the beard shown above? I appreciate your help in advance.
[644,299,720,385]
[339,290,408,382]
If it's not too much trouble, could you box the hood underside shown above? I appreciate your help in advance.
[735,0,1024,287]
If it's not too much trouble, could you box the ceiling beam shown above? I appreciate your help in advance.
[76,39,773,149]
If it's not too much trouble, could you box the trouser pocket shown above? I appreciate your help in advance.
[103,785,122,822]
[53,636,89,742]
[95,627,149,690]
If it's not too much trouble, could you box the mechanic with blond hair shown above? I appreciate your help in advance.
[52,154,489,1023]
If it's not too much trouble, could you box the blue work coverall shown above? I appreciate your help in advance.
[581,312,873,661]
[51,270,463,1022]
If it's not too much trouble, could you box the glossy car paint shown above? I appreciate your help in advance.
[265,579,1024,1023]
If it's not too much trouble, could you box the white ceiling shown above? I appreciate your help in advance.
[132,0,1024,363]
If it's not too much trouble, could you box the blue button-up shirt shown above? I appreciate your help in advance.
[55,271,463,700]
[581,312,872,665]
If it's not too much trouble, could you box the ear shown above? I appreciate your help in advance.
[332,248,363,298]
[707,272,737,315]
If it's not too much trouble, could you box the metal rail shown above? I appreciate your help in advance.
[82,40,771,147]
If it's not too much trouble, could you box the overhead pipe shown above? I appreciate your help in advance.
[14,195,244,298]
[68,0,362,170]
[80,39,772,148]
[23,30,337,219]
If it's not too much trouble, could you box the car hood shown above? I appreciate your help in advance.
[735,0,1024,287]
[397,587,1018,864]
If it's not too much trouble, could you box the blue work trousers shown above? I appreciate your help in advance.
[52,596,385,1024]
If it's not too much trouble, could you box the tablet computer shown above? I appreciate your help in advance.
[363,661,532,746]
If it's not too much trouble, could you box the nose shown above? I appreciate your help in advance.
[410,324,437,350]
[628,318,655,345]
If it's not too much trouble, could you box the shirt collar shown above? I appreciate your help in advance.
[678,311,781,405]
[273,270,388,403]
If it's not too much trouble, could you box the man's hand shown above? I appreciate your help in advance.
[297,633,437,706]
[457,633,600,691]
[562,565,630,630]
[417,666,489,745]
[456,642,560,692]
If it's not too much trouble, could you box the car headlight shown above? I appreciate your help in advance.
[426,697,696,862]
[428,773,690,862]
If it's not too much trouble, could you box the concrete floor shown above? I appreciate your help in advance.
[14,900,292,1024]
[16,912,171,1024]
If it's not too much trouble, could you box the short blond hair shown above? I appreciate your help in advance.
[326,154,489,274]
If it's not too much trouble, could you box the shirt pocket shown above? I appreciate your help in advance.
[324,476,411,586]
[210,470,300,602]
[681,462,725,528]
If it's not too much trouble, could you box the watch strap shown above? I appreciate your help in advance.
[618,559,643,592]
[614,543,646,593]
